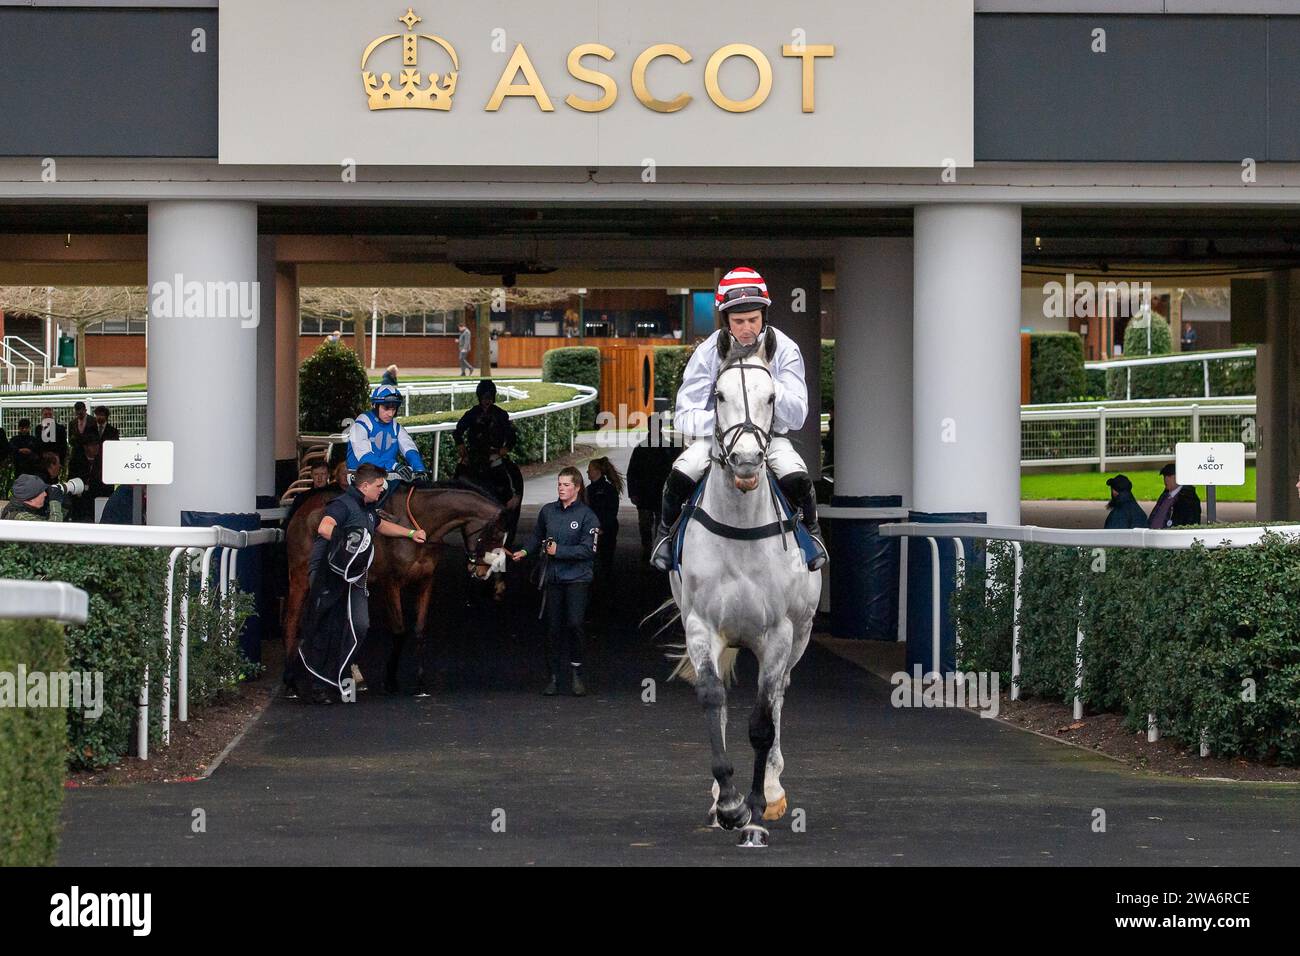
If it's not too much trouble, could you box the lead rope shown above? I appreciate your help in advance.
[405,484,425,537]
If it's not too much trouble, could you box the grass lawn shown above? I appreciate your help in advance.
[1022,467,1256,502]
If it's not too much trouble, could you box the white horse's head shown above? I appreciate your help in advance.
[713,327,778,492]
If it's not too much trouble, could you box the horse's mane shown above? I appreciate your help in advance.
[418,476,504,509]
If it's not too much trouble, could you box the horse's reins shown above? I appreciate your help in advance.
[713,359,773,467]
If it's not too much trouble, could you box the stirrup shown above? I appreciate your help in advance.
[648,531,674,571]
[805,526,828,572]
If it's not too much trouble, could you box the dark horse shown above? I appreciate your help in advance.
[284,482,509,691]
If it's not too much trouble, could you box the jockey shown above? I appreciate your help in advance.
[345,384,429,483]
[650,266,827,572]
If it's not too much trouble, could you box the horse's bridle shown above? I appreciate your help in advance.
[713,359,774,468]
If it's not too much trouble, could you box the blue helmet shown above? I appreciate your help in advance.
[370,384,402,408]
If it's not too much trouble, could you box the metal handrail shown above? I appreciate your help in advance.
[0,520,283,759]
[0,340,33,386]
[2,334,49,380]
[1084,347,1255,370]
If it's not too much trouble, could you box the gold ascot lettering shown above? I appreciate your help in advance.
[485,43,555,111]
[632,44,693,113]
[705,44,772,113]
[781,44,835,112]
[565,43,618,112]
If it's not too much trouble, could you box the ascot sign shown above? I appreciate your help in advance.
[363,7,834,115]
[219,0,974,168]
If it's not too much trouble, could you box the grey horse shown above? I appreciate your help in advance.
[668,328,821,846]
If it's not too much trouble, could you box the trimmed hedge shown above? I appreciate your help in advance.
[300,341,370,433]
[653,346,692,411]
[820,340,835,413]
[1029,332,1087,403]
[0,545,252,769]
[0,618,67,866]
[954,533,1300,763]
[542,347,600,428]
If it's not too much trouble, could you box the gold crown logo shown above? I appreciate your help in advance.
[361,7,459,111]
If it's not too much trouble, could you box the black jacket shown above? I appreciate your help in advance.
[8,434,42,475]
[586,477,620,533]
[626,440,680,508]
[1149,485,1202,528]
[524,498,600,584]
[1104,492,1148,529]
[453,403,517,459]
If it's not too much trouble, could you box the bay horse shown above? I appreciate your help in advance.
[284,482,509,691]
[668,328,820,846]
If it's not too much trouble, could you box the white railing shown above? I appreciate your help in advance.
[0,579,88,624]
[3,335,50,382]
[0,520,283,760]
[0,339,35,388]
[1085,347,1255,401]
[293,382,598,499]
[879,520,1298,753]
[0,389,146,440]
[1021,400,1256,469]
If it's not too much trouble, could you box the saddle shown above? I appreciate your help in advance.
[667,467,821,572]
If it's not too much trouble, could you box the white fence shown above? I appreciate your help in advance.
[1021,400,1256,469]
[879,520,1297,754]
[0,579,88,624]
[0,390,146,440]
[1085,347,1255,401]
[0,520,282,760]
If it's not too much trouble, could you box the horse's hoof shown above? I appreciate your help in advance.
[762,795,788,821]
[737,824,769,848]
[716,798,752,831]
[704,808,721,829]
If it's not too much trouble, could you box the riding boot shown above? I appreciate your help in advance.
[570,665,586,697]
[648,470,698,572]
[541,674,558,696]
[778,472,828,572]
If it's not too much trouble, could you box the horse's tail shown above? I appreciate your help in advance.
[664,643,740,687]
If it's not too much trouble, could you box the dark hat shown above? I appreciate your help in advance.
[1106,474,1133,493]
[11,473,48,502]
[1159,463,1178,477]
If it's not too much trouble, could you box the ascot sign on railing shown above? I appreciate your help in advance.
[219,0,974,168]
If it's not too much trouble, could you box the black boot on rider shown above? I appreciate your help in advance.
[648,469,698,572]
[778,472,828,572]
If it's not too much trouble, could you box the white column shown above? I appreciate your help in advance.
[256,236,277,499]
[834,238,913,501]
[147,201,259,525]
[912,204,1022,525]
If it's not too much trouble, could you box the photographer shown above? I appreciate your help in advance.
[1,474,76,522]
[511,466,600,697]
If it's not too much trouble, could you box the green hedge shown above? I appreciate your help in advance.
[299,341,370,433]
[1029,333,1087,403]
[954,533,1300,763]
[0,546,252,769]
[542,347,600,428]
[653,346,693,411]
[0,618,67,866]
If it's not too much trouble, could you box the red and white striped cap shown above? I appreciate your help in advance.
[715,266,771,313]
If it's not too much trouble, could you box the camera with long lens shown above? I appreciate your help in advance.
[47,477,85,502]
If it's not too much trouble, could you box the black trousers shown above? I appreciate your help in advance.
[637,508,659,554]
[544,581,589,676]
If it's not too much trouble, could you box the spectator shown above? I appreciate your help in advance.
[37,406,67,465]
[8,418,41,476]
[93,406,120,444]
[68,428,110,522]
[68,401,94,472]
[457,321,474,377]
[1181,322,1198,350]
[453,378,517,505]
[586,456,623,607]
[325,329,343,344]
[1103,474,1148,529]
[381,364,400,387]
[626,414,681,562]
[1148,463,1201,528]
[511,466,600,697]
[0,422,8,468]
[1,473,52,521]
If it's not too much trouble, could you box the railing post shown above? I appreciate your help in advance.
[1147,712,1160,743]
[162,547,183,746]
[542,413,549,463]
[1011,541,1023,701]
[953,538,965,663]
[570,407,575,453]
[1074,592,1084,721]
[179,549,194,723]
[927,536,941,678]
[1097,406,1107,472]
[1191,403,1200,442]
[896,536,908,642]
[432,431,441,479]
[137,671,149,761]
[1203,359,1211,398]
[1126,367,1132,400]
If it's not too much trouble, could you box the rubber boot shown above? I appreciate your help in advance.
[648,469,698,572]
[541,674,558,696]
[778,472,828,572]
[571,666,586,697]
